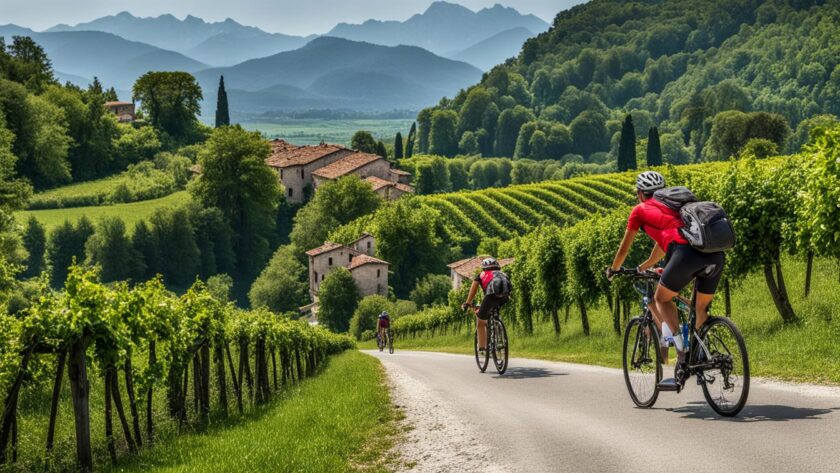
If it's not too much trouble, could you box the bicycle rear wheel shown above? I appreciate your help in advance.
[697,317,750,417]
[474,330,489,373]
[622,316,662,408]
[491,318,508,374]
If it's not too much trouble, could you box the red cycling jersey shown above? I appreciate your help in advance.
[627,198,688,250]
[475,270,495,292]
[377,317,390,329]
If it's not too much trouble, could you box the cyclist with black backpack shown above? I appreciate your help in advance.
[607,171,734,388]
[462,257,512,355]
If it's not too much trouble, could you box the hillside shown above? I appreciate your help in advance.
[417,0,840,161]
[197,37,482,112]
[0,25,207,90]
[450,26,536,71]
[326,1,548,57]
[47,11,312,66]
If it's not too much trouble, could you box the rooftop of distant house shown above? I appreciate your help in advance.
[104,101,133,107]
[305,241,349,257]
[264,139,349,169]
[311,152,382,180]
[348,254,389,270]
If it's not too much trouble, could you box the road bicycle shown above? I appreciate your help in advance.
[613,267,749,417]
[377,329,394,354]
[467,303,508,374]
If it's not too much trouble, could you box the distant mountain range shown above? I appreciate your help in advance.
[327,2,548,57]
[0,25,206,90]
[47,12,313,67]
[0,2,546,113]
[197,37,482,113]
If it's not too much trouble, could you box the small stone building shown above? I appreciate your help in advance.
[447,256,515,290]
[104,101,135,122]
[305,235,389,301]
[365,176,415,200]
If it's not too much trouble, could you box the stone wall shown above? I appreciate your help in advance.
[351,263,389,297]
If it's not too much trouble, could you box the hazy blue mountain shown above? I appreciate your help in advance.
[326,1,548,56]
[197,37,482,112]
[0,25,207,90]
[449,26,535,70]
[47,12,311,66]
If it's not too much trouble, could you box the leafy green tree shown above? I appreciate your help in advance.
[414,157,450,194]
[529,226,568,334]
[646,126,662,166]
[617,114,637,171]
[317,267,359,332]
[447,159,469,191]
[459,131,480,155]
[2,36,55,91]
[112,124,162,168]
[416,109,432,153]
[375,140,388,158]
[797,125,840,267]
[393,132,404,159]
[85,217,136,282]
[349,295,393,340]
[661,132,692,165]
[290,175,380,251]
[429,110,458,157]
[496,106,535,157]
[409,274,451,310]
[457,87,493,133]
[705,110,789,160]
[22,217,46,278]
[131,220,157,281]
[206,273,233,302]
[215,75,230,127]
[190,125,279,275]
[47,217,94,287]
[788,114,839,152]
[570,111,609,158]
[351,130,377,153]
[249,244,308,313]
[190,205,236,279]
[132,71,203,141]
[150,207,200,287]
[405,122,417,158]
[740,138,777,159]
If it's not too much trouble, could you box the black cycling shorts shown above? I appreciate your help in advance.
[476,294,508,320]
[660,243,725,294]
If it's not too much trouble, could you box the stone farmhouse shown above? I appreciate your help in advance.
[447,256,515,290]
[306,233,389,302]
[264,139,413,204]
[103,101,135,122]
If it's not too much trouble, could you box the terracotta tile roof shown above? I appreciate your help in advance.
[311,152,383,180]
[365,175,392,191]
[305,242,345,257]
[348,254,389,270]
[447,256,514,279]
[350,232,374,245]
[392,183,414,194]
[390,168,411,175]
[189,164,202,174]
[104,101,132,107]
[265,142,349,169]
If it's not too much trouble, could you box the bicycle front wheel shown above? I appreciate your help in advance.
[697,317,750,417]
[388,331,394,354]
[622,316,662,408]
[474,330,489,373]
[491,318,508,375]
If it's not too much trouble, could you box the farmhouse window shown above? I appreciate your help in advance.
[377,269,381,278]
[288,188,293,197]
[328,257,333,266]
[301,169,305,178]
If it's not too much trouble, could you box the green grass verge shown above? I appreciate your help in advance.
[17,191,191,233]
[108,351,398,473]
[364,256,840,385]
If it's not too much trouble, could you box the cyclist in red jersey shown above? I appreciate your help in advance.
[462,258,511,354]
[377,311,390,341]
[607,171,724,387]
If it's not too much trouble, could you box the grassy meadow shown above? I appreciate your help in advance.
[365,256,840,385]
[17,191,191,233]
[243,119,414,146]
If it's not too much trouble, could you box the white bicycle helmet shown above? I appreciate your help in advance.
[636,171,665,193]
[481,257,500,270]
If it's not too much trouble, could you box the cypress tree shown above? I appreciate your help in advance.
[22,217,46,278]
[394,132,404,159]
[617,114,637,171]
[375,141,388,158]
[215,76,230,128]
[646,126,663,166]
[405,122,417,158]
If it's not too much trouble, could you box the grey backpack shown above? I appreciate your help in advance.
[654,187,736,253]
[486,270,512,297]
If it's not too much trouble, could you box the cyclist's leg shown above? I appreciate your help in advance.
[693,251,724,329]
[658,245,697,351]
[475,295,497,349]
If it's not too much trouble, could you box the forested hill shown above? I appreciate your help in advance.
[416,0,840,162]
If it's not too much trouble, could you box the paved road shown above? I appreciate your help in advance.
[366,350,840,473]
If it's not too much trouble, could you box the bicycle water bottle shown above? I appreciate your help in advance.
[661,323,675,347]
[681,323,689,346]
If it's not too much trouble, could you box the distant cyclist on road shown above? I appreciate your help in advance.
[377,311,390,346]
[462,257,512,354]
[606,171,726,388]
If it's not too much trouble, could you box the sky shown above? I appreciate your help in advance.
[0,0,584,35]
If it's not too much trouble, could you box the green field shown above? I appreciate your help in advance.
[109,351,397,473]
[365,256,840,386]
[17,191,191,232]
[243,119,414,146]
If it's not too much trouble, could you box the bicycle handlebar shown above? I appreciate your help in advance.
[608,267,661,280]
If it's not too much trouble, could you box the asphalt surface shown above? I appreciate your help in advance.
[366,350,840,473]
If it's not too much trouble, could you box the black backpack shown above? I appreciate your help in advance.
[486,270,513,297]
[653,187,736,253]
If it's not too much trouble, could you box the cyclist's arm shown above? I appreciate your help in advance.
[609,228,638,271]
[464,280,480,306]
[638,244,665,272]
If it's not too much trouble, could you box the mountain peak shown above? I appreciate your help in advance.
[425,1,473,15]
